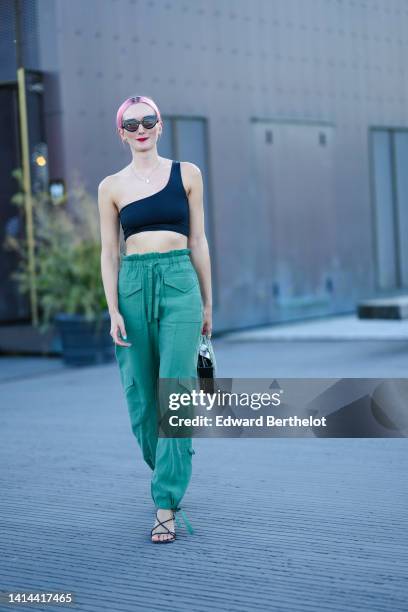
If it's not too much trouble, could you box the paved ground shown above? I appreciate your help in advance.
[222,313,408,342]
[1,316,407,611]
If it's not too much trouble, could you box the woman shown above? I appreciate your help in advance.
[98,95,212,543]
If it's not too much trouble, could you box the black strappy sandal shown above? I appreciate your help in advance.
[150,509,176,543]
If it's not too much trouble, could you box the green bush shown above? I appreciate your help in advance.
[4,168,107,333]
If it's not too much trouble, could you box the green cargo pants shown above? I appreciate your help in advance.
[114,248,203,534]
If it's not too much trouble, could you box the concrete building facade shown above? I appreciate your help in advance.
[1,0,408,332]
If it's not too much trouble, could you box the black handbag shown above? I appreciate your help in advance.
[197,333,217,392]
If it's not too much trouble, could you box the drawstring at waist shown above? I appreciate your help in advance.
[148,261,164,323]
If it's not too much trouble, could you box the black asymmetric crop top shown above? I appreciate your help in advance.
[119,160,190,241]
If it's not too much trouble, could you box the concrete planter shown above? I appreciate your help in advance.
[54,311,114,366]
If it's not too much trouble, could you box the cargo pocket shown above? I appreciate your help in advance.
[176,376,200,438]
[118,275,144,327]
[121,369,149,428]
[163,273,202,323]
[164,274,198,293]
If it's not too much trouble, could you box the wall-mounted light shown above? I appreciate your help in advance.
[31,142,48,191]
[49,179,66,205]
[35,154,47,167]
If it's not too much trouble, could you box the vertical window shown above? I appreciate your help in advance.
[370,128,408,290]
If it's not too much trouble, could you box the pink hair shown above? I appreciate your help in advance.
[115,95,162,137]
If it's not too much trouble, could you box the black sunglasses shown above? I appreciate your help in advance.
[122,114,159,132]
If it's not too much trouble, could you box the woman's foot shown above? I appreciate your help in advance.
[151,508,176,543]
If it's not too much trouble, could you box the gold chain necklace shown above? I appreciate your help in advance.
[130,159,162,184]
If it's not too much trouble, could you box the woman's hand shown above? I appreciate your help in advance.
[110,310,132,347]
[201,304,212,338]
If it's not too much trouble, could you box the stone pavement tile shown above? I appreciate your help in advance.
[0,363,407,611]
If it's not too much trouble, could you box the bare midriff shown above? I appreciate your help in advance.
[124,229,188,255]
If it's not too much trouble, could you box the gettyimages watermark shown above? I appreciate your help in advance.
[156,377,408,438]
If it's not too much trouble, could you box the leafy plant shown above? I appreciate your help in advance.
[4,168,107,333]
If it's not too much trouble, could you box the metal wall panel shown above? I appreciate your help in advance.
[251,119,335,322]
[13,0,408,329]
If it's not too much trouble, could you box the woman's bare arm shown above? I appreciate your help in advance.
[182,162,213,337]
[97,177,131,346]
